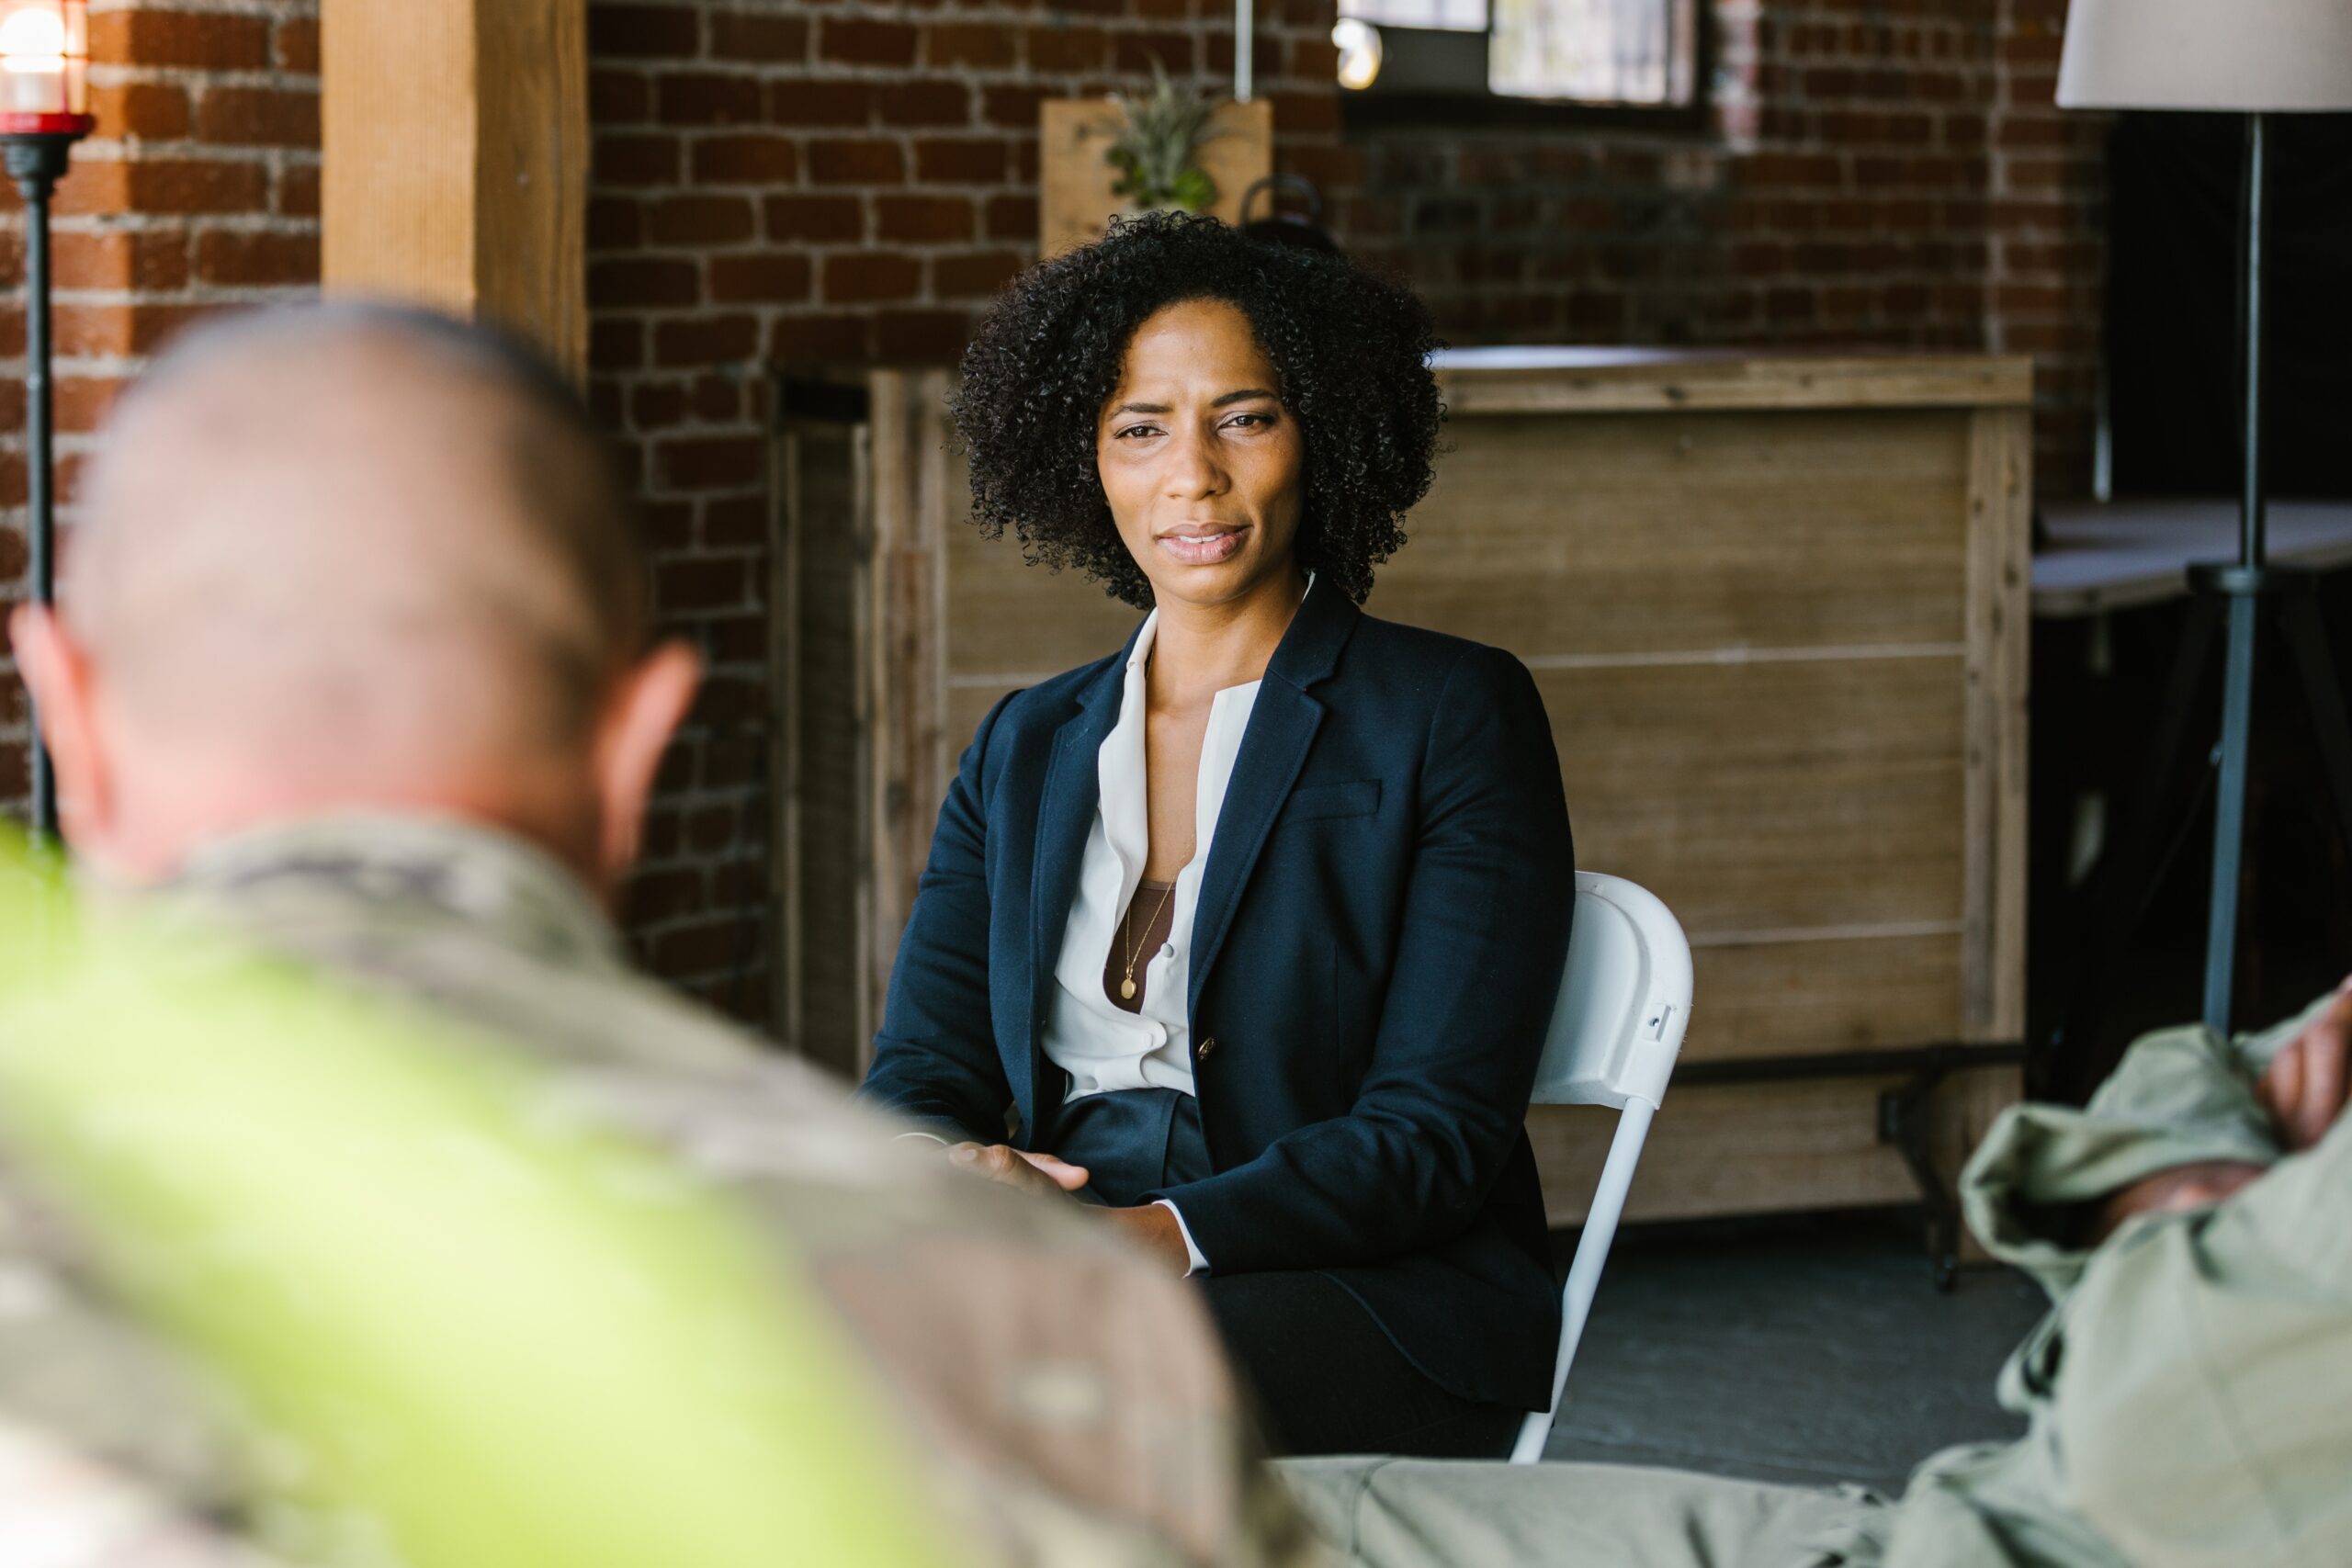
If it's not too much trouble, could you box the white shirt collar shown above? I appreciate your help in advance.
[1124,570,1315,678]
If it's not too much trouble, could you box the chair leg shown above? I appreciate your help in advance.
[1512,1100,1655,1464]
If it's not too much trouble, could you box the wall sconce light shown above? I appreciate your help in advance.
[2,0,95,843]
[1333,18,1383,92]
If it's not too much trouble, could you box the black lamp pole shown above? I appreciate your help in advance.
[2195,111,2269,1032]
[1,0,96,846]
[2048,6,2352,1077]
[6,129,80,845]
[2186,110,2352,1034]
[2057,110,2352,1068]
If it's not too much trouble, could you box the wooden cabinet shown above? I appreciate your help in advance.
[775,349,2032,1226]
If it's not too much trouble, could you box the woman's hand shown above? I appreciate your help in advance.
[946,1143,1091,1200]
[1101,1204,1192,1275]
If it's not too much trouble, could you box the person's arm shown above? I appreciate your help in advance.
[1148,646,1573,1272]
[2042,1054,2352,1568]
[1960,986,2346,1296]
[859,692,1021,1144]
[1102,1201,1207,1275]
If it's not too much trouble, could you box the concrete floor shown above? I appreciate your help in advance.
[1541,1212,2051,1494]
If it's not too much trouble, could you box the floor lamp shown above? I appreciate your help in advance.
[2057,1,2352,1033]
[2,0,94,847]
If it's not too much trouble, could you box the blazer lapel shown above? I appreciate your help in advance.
[1187,586,1361,1013]
[1023,638,1134,1128]
[1186,682,1322,1015]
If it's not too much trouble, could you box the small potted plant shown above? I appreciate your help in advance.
[1105,61,1222,215]
[1038,66,1272,256]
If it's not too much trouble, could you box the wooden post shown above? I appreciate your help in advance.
[1961,401,2032,1051]
[773,377,877,1077]
[863,369,956,1062]
[319,0,588,377]
[1943,397,2035,1260]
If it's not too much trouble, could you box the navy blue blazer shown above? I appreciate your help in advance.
[861,583,1575,1409]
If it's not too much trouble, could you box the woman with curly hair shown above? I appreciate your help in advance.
[862,213,1575,1458]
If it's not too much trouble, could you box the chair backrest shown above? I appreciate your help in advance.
[1529,873,1692,1114]
[1510,873,1692,1464]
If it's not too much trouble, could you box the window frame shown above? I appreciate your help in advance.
[1337,0,1715,135]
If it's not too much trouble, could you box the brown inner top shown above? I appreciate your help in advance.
[1103,880,1179,1012]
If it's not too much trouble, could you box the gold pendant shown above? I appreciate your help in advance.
[1121,977,1137,1000]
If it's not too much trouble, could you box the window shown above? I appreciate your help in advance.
[1333,0,1701,116]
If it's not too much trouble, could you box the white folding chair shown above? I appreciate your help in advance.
[1509,872,1692,1463]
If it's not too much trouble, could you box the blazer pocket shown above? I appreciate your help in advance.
[1275,779,1382,827]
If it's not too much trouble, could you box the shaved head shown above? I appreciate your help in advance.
[18,305,700,888]
[71,305,643,767]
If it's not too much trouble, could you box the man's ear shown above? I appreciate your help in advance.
[590,638,702,893]
[7,604,112,853]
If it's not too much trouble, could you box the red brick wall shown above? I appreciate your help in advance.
[4,0,2107,1022]
[0,0,321,814]
[1329,0,1996,349]
[1986,0,2104,496]
[584,0,1334,368]
[1324,0,2103,493]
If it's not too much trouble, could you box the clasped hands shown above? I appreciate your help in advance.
[944,1143,1191,1274]
[2098,979,2352,1239]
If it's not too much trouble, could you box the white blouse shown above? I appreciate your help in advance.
[1039,605,1263,1100]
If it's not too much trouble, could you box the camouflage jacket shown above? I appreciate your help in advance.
[0,815,1325,1568]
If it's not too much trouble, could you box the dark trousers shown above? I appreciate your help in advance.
[1048,1087,1524,1459]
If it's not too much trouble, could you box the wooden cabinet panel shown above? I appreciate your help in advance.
[1368,410,1972,658]
[1532,1070,2014,1224]
[1534,659,1966,935]
[1686,936,1963,1064]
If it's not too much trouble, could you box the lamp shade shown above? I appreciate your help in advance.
[0,0,92,133]
[2057,0,2352,112]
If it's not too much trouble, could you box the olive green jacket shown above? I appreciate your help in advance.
[1849,988,2349,1568]
[1283,992,2352,1568]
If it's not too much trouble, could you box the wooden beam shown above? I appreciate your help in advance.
[319,0,588,377]
[1433,352,2036,416]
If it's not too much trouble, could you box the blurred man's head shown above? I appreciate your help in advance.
[9,305,700,896]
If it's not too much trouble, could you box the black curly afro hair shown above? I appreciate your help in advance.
[949,211,1443,610]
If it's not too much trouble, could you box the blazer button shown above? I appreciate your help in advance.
[1196,1035,1217,1061]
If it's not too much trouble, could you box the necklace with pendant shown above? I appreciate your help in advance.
[1121,881,1178,1001]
